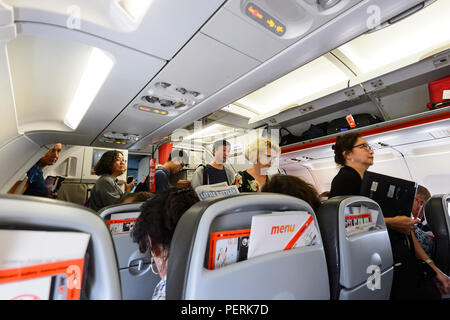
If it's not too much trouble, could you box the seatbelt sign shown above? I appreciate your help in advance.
[346,114,357,128]
[149,158,156,193]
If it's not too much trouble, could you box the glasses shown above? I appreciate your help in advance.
[352,143,373,151]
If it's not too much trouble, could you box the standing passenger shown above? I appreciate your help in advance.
[89,150,134,211]
[136,149,188,192]
[191,139,234,189]
[23,143,63,198]
[233,137,280,192]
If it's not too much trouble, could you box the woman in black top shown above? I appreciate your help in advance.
[329,132,450,298]
[328,133,374,198]
[233,137,280,192]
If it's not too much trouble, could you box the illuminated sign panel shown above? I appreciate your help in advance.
[245,3,286,36]
[138,105,168,115]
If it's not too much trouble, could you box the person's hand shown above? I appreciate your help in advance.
[125,179,135,193]
[435,270,450,294]
[384,216,420,235]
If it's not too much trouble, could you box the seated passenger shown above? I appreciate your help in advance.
[132,188,199,300]
[191,139,234,189]
[89,150,135,211]
[411,185,434,257]
[233,137,280,192]
[261,174,321,212]
[119,191,153,204]
[330,132,450,299]
[21,143,62,198]
[135,149,188,193]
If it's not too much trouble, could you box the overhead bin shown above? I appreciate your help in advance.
[229,0,448,124]
[3,0,226,60]
[128,0,427,147]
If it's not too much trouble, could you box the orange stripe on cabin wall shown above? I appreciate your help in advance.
[281,110,450,154]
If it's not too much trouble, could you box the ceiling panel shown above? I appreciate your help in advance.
[102,32,261,151]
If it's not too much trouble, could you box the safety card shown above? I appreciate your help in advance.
[344,205,379,236]
[208,229,250,270]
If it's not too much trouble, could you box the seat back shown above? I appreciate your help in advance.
[425,194,450,275]
[166,193,330,300]
[99,202,160,300]
[57,181,91,206]
[0,194,121,299]
[317,196,394,300]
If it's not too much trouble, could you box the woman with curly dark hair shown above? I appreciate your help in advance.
[89,150,135,211]
[132,188,199,300]
[261,174,321,212]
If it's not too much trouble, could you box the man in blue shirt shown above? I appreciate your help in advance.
[136,149,189,192]
[24,143,63,198]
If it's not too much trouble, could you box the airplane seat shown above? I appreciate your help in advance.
[316,196,394,300]
[99,203,160,300]
[166,193,330,300]
[57,181,91,206]
[0,194,121,299]
[424,194,450,276]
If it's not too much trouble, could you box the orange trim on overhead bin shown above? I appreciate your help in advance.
[281,110,450,154]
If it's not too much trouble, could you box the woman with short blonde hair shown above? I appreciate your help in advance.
[233,137,280,192]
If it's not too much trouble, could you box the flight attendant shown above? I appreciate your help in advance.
[329,132,450,299]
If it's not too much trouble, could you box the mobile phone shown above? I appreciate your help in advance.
[127,176,134,184]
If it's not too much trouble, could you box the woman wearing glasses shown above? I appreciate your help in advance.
[329,132,450,299]
[132,188,199,300]
[328,132,374,198]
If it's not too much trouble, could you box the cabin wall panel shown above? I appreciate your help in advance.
[0,135,41,193]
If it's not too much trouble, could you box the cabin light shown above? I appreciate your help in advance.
[183,124,236,141]
[337,0,450,74]
[119,0,153,21]
[64,48,114,130]
[237,56,349,122]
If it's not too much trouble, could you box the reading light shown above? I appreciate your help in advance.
[119,0,153,21]
[64,48,114,130]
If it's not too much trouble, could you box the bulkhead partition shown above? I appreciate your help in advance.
[166,193,330,300]
[0,194,121,299]
[317,196,394,300]
[425,194,450,275]
[99,202,159,300]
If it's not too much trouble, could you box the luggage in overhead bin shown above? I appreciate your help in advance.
[299,122,329,141]
[279,127,303,146]
[426,75,450,109]
[326,113,382,135]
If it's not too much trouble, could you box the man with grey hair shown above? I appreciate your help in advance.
[411,185,433,256]
[191,139,234,189]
